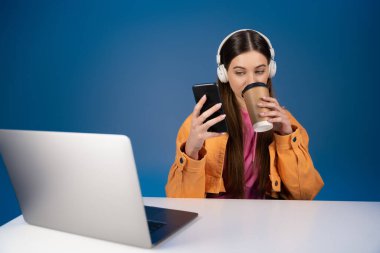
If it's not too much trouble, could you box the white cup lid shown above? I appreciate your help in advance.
[253,121,273,132]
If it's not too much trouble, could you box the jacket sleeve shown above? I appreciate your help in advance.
[165,115,208,198]
[273,111,324,200]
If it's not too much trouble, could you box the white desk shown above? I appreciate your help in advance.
[1,197,379,253]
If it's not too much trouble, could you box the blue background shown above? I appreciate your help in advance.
[1,0,379,226]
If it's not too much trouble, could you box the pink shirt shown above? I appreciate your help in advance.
[209,109,263,199]
[241,109,262,199]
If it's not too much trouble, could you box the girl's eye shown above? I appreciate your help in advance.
[235,72,245,76]
[256,70,264,75]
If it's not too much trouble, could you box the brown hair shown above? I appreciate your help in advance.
[218,30,275,198]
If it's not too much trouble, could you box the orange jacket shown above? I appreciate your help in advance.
[165,110,324,200]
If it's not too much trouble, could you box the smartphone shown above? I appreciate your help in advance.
[192,83,228,133]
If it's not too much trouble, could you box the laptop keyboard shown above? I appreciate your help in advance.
[147,220,166,233]
[145,206,167,233]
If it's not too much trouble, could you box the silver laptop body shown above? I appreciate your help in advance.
[0,129,197,248]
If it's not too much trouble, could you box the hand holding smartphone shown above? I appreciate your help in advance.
[192,83,228,133]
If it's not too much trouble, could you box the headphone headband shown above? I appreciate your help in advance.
[216,29,275,65]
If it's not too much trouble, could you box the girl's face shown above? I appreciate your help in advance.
[226,50,270,110]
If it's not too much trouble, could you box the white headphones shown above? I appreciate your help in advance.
[216,29,277,83]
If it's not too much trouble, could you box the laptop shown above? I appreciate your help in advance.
[0,129,198,248]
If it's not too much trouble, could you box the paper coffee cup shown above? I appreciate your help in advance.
[241,82,273,132]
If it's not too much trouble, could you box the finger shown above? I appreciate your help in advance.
[257,102,282,111]
[193,95,207,118]
[259,111,282,118]
[260,97,287,113]
[202,114,226,131]
[261,96,279,105]
[268,117,283,123]
[198,103,222,124]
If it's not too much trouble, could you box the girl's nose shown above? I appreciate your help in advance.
[246,73,258,85]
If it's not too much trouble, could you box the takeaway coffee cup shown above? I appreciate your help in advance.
[241,82,273,132]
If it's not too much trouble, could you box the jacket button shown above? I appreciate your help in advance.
[179,157,184,164]
[275,181,278,187]
[292,137,297,142]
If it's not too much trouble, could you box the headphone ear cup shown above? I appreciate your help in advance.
[269,60,277,78]
[217,64,228,83]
